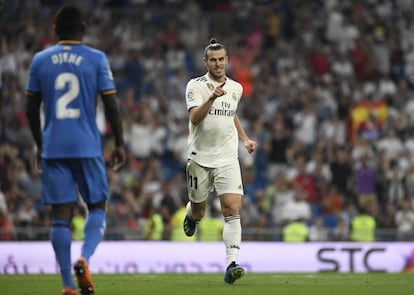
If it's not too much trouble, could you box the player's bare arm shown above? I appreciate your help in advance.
[189,81,226,125]
[101,93,126,171]
[234,115,257,154]
[25,92,43,170]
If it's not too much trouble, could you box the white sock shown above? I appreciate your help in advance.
[223,215,241,266]
[185,201,192,217]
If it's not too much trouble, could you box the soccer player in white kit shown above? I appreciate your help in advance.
[183,38,257,284]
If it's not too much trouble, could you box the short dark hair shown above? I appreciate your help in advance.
[54,5,85,38]
[204,38,226,58]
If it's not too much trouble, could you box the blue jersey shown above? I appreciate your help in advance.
[26,40,116,159]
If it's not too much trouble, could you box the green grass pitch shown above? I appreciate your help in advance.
[0,273,413,295]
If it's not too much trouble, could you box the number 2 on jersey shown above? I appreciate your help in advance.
[55,73,80,119]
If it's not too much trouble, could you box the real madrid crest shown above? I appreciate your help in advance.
[207,83,214,90]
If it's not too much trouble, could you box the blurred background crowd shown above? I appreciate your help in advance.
[1,0,414,242]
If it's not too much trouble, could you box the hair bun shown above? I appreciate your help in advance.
[209,38,217,45]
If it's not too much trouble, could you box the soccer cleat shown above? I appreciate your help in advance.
[74,257,95,295]
[61,287,77,295]
[183,215,197,237]
[224,261,245,284]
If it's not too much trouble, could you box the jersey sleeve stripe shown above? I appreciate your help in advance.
[25,90,39,96]
[101,89,116,95]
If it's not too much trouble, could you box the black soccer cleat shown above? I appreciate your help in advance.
[224,261,244,284]
[183,215,197,237]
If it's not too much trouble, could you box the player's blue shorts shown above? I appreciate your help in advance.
[41,156,109,205]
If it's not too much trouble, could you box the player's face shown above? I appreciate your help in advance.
[204,49,227,81]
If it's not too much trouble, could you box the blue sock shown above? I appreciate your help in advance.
[51,219,76,289]
[82,209,105,262]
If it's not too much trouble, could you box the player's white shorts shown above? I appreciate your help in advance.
[186,159,244,203]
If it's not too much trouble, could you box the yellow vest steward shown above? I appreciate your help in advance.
[283,221,309,242]
[351,214,376,242]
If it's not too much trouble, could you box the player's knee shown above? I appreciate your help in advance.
[87,200,106,211]
[221,204,240,217]
[52,203,75,220]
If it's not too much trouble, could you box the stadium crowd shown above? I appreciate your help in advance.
[1,0,414,242]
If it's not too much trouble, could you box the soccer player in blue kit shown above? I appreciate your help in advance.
[25,5,126,295]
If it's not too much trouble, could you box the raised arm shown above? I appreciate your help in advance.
[189,81,226,125]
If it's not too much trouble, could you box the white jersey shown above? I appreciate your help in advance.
[185,73,243,168]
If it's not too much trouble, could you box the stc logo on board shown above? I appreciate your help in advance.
[317,246,414,273]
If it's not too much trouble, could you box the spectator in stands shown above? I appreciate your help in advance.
[308,216,329,242]
[395,199,414,241]
[339,201,358,230]
[320,184,344,216]
[197,205,224,241]
[280,188,311,226]
[377,202,397,241]
[331,217,349,241]
[15,197,37,240]
[327,144,354,203]
[141,202,164,241]
[376,128,405,161]
[354,153,378,209]
[158,180,179,238]
[291,154,319,213]
[19,162,42,202]
[307,43,330,77]
[349,37,372,80]
[282,218,309,242]
[0,190,6,212]
[306,148,332,184]
[266,112,291,181]
[71,205,86,241]
[385,158,406,207]
[350,204,376,242]
[404,164,414,199]
[331,51,354,78]
[267,171,295,226]
[293,102,318,152]
[0,208,14,241]
[351,134,376,162]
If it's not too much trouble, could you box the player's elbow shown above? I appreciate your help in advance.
[25,104,40,121]
[189,111,202,125]
[25,94,42,118]
[190,117,201,126]
[189,107,208,126]
[25,110,34,121]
